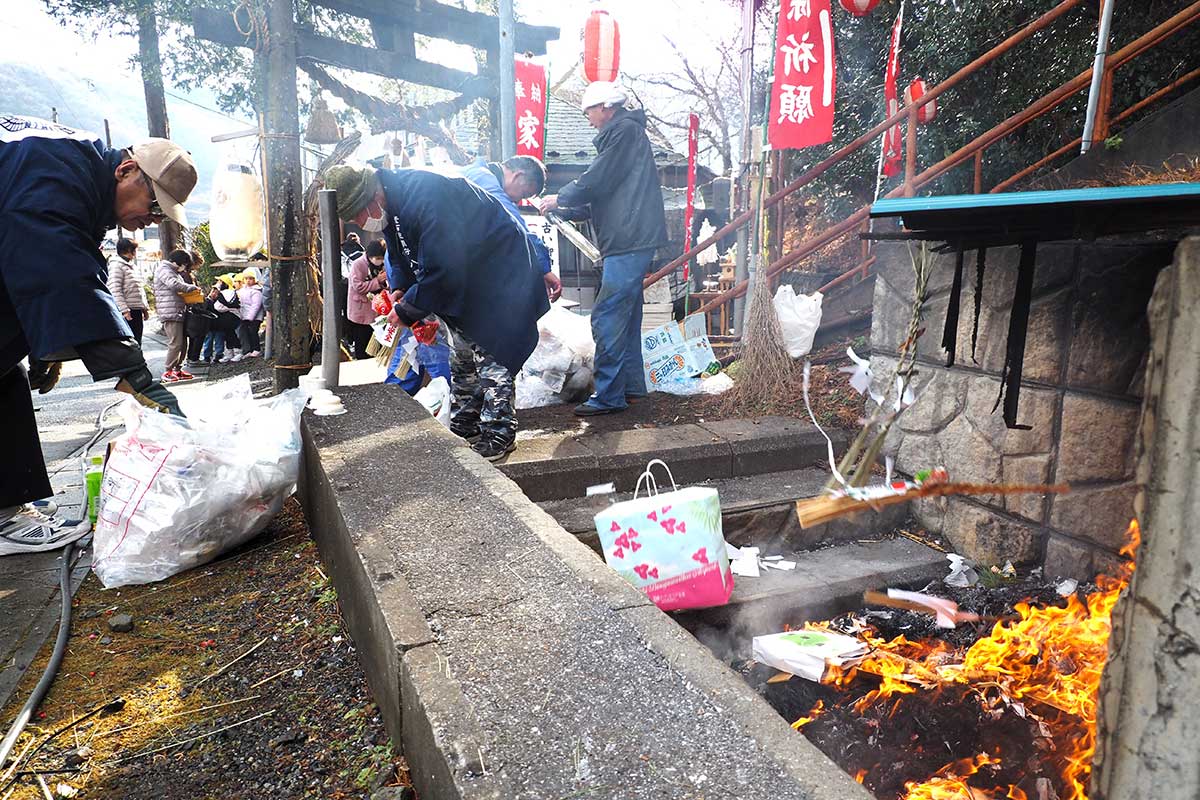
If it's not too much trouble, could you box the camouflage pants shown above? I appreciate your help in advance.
[447,326,517,446]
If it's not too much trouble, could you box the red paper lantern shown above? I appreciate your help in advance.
[904,78,937,124]
[583,9,620,84]
[839,0,881,15]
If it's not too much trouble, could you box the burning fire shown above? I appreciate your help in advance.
[796,520,1141,800]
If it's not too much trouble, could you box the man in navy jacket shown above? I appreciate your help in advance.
[0,114,196,555]
[325,164,550,461]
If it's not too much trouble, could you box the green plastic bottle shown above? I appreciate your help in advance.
[85,455,104,527]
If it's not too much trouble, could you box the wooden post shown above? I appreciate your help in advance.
[904,105,918,197]
[259,0,309,393]
[137,3,179,255]
[973,149,984,193]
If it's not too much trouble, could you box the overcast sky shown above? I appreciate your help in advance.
[1,0,748,212]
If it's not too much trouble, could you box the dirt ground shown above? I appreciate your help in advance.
[0,501,409,800]
[519,339,868,437]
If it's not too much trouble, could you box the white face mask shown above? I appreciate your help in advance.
[361,205,386,232]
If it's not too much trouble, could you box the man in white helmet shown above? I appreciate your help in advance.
[0,114,196,555]
[538,81,667,416]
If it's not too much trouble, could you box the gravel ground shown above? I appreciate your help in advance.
[0,501,409,800]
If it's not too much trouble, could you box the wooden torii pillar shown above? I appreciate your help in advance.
[193,1,556,392]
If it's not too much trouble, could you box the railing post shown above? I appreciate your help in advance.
[974,149,984,194]
[318,189,341,390]
[1095,64,1116,143]
[904,105,918,197]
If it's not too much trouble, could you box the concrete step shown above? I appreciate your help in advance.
[539,466,909,553]
[499,417,849,502]
[677,537,947,660]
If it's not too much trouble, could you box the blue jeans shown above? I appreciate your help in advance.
[588,249,653,409]
[201,330,225,360]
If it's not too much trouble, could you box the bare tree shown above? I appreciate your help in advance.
[627,35,742,175]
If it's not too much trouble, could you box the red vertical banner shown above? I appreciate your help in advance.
[514,58,548,161]
[881,3,905,177]
[683,113,699,283]
[768,0,837,150]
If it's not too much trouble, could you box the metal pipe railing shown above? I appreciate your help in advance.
[992,65,1200,192]
[642,0,1087,291]
[694,1,1200,317]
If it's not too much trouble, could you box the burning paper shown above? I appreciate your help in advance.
[945,553,979,587]
[753,629,869,683]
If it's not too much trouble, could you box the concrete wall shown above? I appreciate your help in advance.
[1038,88,1200,189]
[869,238,1176,579]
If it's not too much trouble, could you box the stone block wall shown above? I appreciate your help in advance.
[868,239,1176,579]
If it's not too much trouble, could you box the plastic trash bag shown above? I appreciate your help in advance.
[92,376,306,588]
[414,376,452,427]
[516,373,561,409]
[773,286,823,358]
[518,304,596,408]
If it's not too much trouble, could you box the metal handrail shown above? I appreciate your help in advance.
[992,65,1200,193]
[643,0,1087,291]
[691,1,1200,317]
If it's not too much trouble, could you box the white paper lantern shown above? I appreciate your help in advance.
[210,161,265,262]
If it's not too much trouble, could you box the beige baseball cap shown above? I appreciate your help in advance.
[130,138,198,226]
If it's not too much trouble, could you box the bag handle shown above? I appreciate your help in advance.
[633,459,678,500]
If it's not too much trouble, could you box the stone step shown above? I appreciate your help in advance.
[539,466,909,553]
[499,417,849,502]
[676,537,947,660]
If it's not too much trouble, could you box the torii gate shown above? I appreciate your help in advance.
[192,0,558,391]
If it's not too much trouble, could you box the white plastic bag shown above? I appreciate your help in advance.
[414,376,452,427]
[518,305,596,408]
[93,376,306,588]
[773,286,823,359]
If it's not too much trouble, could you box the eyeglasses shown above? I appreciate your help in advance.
[140,170,164,218]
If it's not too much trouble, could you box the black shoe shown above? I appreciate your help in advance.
[574,402,624,417]
[450,423,481,442]
[473,438,516,462]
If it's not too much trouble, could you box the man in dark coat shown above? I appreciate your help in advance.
[538,81,667,416]
[0,114,194,555]
[324,164,550,461]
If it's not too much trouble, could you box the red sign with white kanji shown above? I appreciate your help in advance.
[768,0,836,150]
[514,58,548,161]
[881,3,905,177]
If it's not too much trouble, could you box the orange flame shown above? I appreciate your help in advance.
[801,520,1141,800]
[792,698,825,730]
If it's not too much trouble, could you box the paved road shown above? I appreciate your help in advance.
[2,332,212,709]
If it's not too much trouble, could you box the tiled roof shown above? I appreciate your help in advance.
[544,93,688,168]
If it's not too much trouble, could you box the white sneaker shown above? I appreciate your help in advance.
[230,354,244,362]
[244,351,261,359]
[27,499,59,516]
[0,508,91,557]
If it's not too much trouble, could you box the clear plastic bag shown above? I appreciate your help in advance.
[92,376,306,588]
